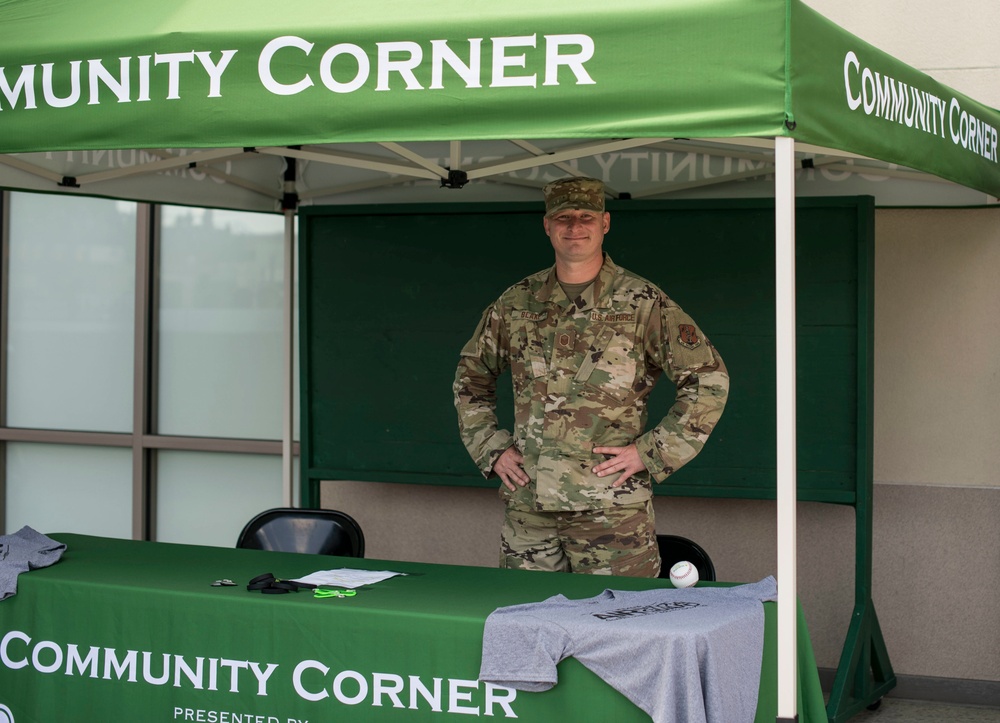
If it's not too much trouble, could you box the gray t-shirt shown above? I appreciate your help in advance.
[0,526,67,600]
[479,577,777,723]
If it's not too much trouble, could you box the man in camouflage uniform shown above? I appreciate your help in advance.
[453,177,729,577]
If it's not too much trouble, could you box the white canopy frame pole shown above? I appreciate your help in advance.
[774,136,799,722]
[281,207,296,508]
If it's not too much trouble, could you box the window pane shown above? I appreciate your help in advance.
[155,450,286,548]
[6,193,136,432]
[5,442,132,539]
[157,207,287,439]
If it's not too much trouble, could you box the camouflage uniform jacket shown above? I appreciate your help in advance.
[454,255,729,512]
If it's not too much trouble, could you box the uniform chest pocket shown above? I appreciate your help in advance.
[575,326,638,396]
[508,313,549,384]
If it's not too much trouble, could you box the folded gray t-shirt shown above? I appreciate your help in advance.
[0,526,67,600]
[480,576,777,723]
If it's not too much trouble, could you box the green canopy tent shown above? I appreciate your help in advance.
[1,0,998,721]
[0,0,997,201]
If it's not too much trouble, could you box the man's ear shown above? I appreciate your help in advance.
[542,216,551,236]
[603,212,611,233]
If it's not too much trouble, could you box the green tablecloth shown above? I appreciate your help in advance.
[0,534,826,722]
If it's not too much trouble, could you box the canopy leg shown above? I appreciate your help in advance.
[774,136,798,722]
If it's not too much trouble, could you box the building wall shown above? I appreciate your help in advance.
[803,0,1000,109]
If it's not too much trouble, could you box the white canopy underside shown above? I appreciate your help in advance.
[2,137,994,212]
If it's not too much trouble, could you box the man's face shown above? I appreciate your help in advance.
[543,209,611,265]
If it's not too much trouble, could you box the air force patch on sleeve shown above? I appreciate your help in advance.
[677,324,702,349]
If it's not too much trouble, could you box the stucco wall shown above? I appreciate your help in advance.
[803,0,1000,109]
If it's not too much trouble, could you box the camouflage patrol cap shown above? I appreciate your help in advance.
[542,177,606,217]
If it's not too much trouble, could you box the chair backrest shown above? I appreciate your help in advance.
[236,508,365,557]
[656,534,716,582]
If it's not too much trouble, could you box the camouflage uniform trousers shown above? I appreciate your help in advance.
[500,499,661,577]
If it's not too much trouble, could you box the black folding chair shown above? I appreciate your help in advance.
[236,508,365,557]
[656,534,716,581]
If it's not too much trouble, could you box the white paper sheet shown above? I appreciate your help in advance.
[290,568,405,589]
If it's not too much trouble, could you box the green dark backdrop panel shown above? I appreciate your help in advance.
[300,197,873,505]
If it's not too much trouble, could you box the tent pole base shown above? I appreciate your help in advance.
[826,598,897,723]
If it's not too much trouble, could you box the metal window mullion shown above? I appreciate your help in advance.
[0,427,292,455]
[0,191,9,535]
[0,429,131,446]
[147,205,163,541]
[142,435,291,455]
[282,209,295,507]
[132,203,154,541]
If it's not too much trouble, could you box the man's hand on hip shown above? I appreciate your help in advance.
[494,446,530,492]
[592,444,647,487]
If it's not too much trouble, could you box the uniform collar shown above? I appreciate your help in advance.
[536,254,619,312]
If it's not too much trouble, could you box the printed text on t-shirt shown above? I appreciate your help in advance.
[592,601,703,621]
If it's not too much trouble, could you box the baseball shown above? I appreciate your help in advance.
[669,560,699,588]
